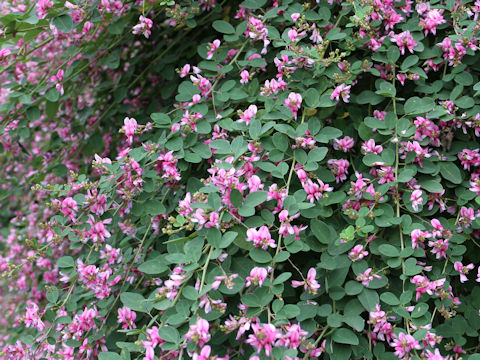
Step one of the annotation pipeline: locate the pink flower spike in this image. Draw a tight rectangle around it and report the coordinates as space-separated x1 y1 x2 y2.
330 83 351 103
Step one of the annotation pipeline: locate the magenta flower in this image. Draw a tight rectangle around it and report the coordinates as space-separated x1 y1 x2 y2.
277 323 308 349
291 267 320 294
185 318 210 346
288 29 298 42
245 267 268 287
245 323 280 356
60 197 78 222
330 83 351 103
362 139 383 154
206 39 221 59
348 244 369 262
390 31 417 55
240 70 250 84
193 345 211 360
283 92 302 119
117 306 136 330
390 332 421 359
291 13 301 22
246 226 276 250
410 190 423 211
238 104 258 125
356 268 381 287
122 117 138 145
333 136 354 152
454 261 474 283
420 9 446 36
132 16 153 38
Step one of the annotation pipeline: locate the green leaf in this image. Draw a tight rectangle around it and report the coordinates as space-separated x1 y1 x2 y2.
273 133 288 152
419 179 443 193
151 113 171 125
455 71 473 86
403 97 435 115
404 258 422 276
277 304 300 318
52 14 74 33
158 326 180 344
358 288 379 312
45 87 60 102
241 0 267 9
439 162 462 184
138 258 168 274
243 191 268 208
455 96 475 108
230 189 243 208
120 292 150 313
333 328 359 345
304 88 319 108
401 55 419 70
273 272 292 285
307 147 328 162
380 292 400 305
311 219 336 244
57 256 74 268
249 248 272 263
378 244 400 257
411 302 428 318
212 20 235 34
99 352 122 360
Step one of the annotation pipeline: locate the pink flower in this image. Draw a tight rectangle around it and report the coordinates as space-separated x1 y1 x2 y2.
24 302 45 331
193 346 211 360
356 268 381 287
122 117 138 145
454 261 474 283
428 239 449 259
302 179 333 203
390 332 421 359
362 139 383 154
390 31 417 55
206 39 221 60
0 48 11 59
333 136 355 152
82 21 93 35
410 190 423 211
132 16 153 38
245 267 268 287
180 64 191 78
240 70 250 84
245 323 280 356
420 9 446 36
291 267 320 294
291 13 301 22
277 323 308 349
348 245 368 261
117 306 136 330
86 215 112 243
288 29 298 42
330 83 351 103
238 105 258 125
411 229 431 249
246 226 276 250
283 92 302 119
36 0 53 19
185 318 210 346
425 349 447 360
328 159 349 183
61 197 78 222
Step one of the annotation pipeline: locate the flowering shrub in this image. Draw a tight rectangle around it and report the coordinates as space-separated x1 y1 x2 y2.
1 0 480 359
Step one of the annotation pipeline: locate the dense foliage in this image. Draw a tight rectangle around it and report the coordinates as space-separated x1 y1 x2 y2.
1 0 480 359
